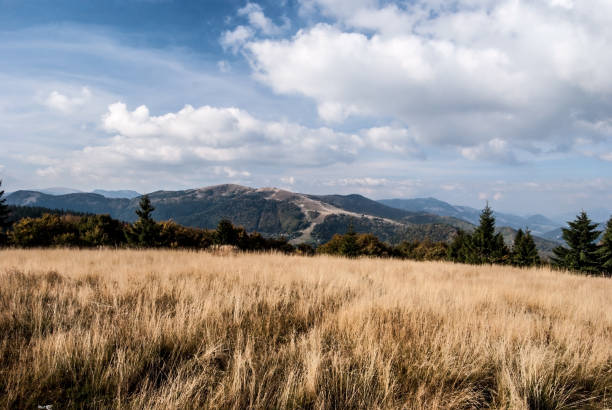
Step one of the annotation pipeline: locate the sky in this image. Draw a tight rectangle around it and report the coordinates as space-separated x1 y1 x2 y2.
1 0 612 215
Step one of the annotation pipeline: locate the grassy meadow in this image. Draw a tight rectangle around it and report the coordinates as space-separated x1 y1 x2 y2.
0 249 610 409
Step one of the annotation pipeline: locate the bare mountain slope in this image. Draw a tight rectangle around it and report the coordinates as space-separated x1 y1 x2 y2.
7 184 469 244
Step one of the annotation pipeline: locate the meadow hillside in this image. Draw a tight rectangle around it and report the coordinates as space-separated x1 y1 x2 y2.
0 250 610 409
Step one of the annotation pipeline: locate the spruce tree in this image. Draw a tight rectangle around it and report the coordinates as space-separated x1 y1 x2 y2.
215 219 239 246
0 180 9 231
596 216 612 276
0 180 10 246
512 228 540 267
128 195 159 247
471 204 508 264
447 229 473 263
552 211 601 274
340 223 360 258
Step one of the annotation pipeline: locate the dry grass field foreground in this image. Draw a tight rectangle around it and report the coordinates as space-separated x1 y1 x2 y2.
0 250 610 409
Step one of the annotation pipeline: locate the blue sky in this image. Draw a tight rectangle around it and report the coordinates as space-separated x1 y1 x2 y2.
1 0 612 215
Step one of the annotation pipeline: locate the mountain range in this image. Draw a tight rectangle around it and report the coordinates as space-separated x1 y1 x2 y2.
379 198 562 236
6 184 561 253
30 188 142 199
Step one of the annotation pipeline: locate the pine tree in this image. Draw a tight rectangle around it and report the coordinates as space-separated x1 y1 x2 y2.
340 223 360 258
512 228 540 267
552 211 601 274
0 180 9 231
447 229 473 263
0 180 10 246
215 219 239 246
127 195 160 247
596 216 612 276
471 204 508 264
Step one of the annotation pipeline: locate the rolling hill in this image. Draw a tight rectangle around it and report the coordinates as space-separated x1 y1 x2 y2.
380 197 562 236
6 185 561 253
6 185 470 245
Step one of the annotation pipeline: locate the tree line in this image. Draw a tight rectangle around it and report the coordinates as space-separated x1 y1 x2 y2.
0 181 610 276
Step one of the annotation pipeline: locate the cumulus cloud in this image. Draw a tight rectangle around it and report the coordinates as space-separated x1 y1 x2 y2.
239 0 612 154
43 87 92 113
32 102 425 183
460 138 518 164
99 102 364 166
238 3 288 36
221 3 288 52
213 166 251 178
324 177 389 187
601 153 612 162
280 176 295 185
220 26 254 52
217 60 231 73
362 126 423 156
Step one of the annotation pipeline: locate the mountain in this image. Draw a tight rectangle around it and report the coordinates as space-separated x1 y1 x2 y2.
37 187 83 195
6 185 563 255
541 222 607 244
554 209 612 225
91 189 141 199
7 184 470 245
380 197 561 236
7 191 130 215
496 227 558 257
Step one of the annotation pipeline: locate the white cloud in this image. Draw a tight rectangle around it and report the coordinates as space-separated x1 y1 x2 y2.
549 0 574 10
35 166 59 177
32 102 425 183
221 2 288 53
238 3 288 36
217 60 231 73
99 102 363 166
43 87 91 113
440 183 462 191
324 177 389 187
281 176 295 185
361 126 422 156
460 138 517 164
221 26 254 52
601 153 612 162
213 166 251 178
241 0 612 154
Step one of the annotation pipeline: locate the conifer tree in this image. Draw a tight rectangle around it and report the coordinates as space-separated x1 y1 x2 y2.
215 219 239 246
447 229 473 263
512 228 540 267
471 204 508 264
0 180 11 246
0 180 9 232
596 216 612 276
552 211 601 274
340 223 359 258
128 195 160 247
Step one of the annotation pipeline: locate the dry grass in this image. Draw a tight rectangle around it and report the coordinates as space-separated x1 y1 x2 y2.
0 249 610 409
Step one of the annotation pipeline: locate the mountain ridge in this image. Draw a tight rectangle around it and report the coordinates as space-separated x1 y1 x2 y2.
380 197 562 236
7 184 468 245
5 184 559 253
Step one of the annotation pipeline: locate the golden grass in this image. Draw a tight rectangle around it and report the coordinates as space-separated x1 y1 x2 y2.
0 249 610 409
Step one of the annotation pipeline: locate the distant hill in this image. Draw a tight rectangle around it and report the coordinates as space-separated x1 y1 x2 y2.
541 223 606 244
380 197 561 236
554 208 612 225
496 227 558 259
6 205 93 224
37 187 83 195
6 185 564 255
7 191 130 216
7 184 471 245
92 189 141 199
